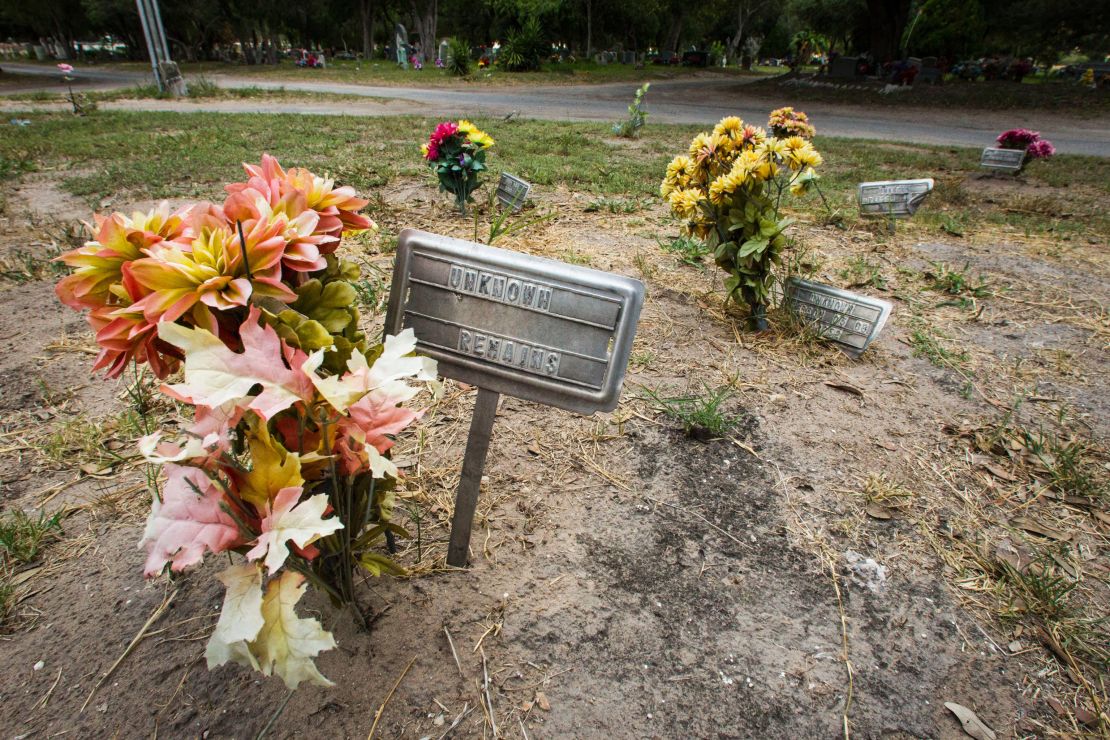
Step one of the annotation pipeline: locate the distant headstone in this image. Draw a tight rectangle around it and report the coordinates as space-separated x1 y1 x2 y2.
395 24 409 68
857 178 934 218
438 39 449 63
979 147 1025 174
496 172 531 211
622 51 636 65
785 278 892 358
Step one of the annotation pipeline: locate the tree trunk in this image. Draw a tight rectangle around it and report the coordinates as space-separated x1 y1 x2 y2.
361 0 373 59
409 0 437 64
663 12 684 54
866 0 911 60
585 0 593 58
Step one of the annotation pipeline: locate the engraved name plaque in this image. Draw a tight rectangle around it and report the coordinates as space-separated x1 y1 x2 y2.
785 278 893 358
857 178 934 218
385 229 645 414
496 172 532 212
979 147 1025 174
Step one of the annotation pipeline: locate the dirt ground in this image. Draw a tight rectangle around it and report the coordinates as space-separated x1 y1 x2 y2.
0 168 1106 739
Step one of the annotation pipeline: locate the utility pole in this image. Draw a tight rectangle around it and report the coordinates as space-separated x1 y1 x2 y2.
135 0 187 96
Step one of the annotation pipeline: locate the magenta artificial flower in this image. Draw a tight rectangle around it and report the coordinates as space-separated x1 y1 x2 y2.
1026 139 1056 159
57 63 74 74
996 128 1040 149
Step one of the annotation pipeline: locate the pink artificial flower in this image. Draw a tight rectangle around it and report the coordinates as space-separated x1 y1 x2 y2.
1026 139 1055 159
57 63 74 74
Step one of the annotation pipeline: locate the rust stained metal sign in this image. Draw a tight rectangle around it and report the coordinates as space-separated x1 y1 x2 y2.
857 178 934 218
385 229 645 414
496 172 532 211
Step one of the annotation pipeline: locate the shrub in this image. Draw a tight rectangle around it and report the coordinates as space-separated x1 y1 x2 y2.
499 18 547 72
612 83 650 138
446 37 471 76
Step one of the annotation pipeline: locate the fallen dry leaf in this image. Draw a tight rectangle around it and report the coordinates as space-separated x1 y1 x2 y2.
865 503 895 520
1010 517 1072 541
944 702 997 740
534 690 551 712
824 381 864 398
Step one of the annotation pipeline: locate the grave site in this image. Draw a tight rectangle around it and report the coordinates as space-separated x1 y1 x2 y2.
0 110 1106 740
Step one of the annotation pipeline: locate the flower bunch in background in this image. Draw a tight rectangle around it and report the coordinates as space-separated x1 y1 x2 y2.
422 119 495 214
660 113 823 330
997 128 1055 161
767 107 816 139
55 155 439 689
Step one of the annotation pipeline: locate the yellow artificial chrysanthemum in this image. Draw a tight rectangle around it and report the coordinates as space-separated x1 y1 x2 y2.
760 138 788 161
708 175 733 205
667 155 694 182
421 143 430 158
790 167 818 195
688 133 712 159
668 188 703 220
467 130 495 149
781 136 809 153
713 116 746 144
457 119 477 135
732 149 763 177
789 144 823 170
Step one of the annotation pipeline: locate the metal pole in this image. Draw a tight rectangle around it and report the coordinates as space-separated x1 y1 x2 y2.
148 0 171 63
135 0 162 91
446 388 499 567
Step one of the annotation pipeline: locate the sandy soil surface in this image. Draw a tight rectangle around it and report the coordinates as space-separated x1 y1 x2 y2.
0 167 1106 738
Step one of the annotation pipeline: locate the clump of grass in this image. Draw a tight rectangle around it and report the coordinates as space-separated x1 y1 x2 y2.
923 261 991 307
0 510 62 565
1021 429 1106 500
41 415 106 465
838 256 886 289
861 473 914 508
659 235 710 268
644 386 739 440
352 276 384 312
585 197 648 214
0 242 68 283
187 75 220 98
907 320 969 369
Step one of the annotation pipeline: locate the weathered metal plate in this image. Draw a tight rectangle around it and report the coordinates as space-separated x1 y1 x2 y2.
979 147 1025 173
857 178 934 218
785 278 893 358
385 229 644 414
496 172 532 212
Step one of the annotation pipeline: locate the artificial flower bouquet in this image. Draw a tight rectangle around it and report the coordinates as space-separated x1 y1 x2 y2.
55 155 438 688
660 111 823 330
997 128 1055 162
422 119 495 214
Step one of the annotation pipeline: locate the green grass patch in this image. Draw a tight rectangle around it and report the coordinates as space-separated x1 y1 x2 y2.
0 509 62 565
644 386 740 440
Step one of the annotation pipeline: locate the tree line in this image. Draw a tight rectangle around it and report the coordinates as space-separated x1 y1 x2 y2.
2 0 1105 68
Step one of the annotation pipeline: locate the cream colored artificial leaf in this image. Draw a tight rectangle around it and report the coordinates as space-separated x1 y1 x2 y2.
246 489 343 574
158 306 313 420
251 570 337 689
302 328 437 412
206 563 265 670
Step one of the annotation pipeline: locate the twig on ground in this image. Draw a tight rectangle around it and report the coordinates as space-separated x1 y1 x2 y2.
367 655 417 739
81 588 177 711
256 690 295 740
33 667 63 711
444 626 464 678
480 647 498 738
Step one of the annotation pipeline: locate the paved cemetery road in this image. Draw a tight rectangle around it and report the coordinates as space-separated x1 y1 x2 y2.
4 62 1109 156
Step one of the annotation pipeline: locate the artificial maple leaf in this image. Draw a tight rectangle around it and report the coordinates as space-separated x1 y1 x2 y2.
158 306 314 419
246 488 342 574
302 328 437 413
251 570 337 689
234 418 305 509
140 464 242 576
206 563 265 671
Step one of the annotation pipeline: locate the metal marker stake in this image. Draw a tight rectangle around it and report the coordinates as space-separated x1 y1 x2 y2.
446 387 500 567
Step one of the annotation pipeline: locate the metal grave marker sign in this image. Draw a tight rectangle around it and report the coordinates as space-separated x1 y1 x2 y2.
496 172 532 212
386 229 644 565
857 178 934 219
979 147 1025 174
785 278 892 358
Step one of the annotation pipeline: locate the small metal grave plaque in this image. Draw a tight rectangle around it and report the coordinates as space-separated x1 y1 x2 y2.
386 229 644 565
496 172 532 211
785 278 892 358
979 147 1025 174
857 178 934 218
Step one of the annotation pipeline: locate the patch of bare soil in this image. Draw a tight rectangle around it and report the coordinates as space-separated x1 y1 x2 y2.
0 173 1106 739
